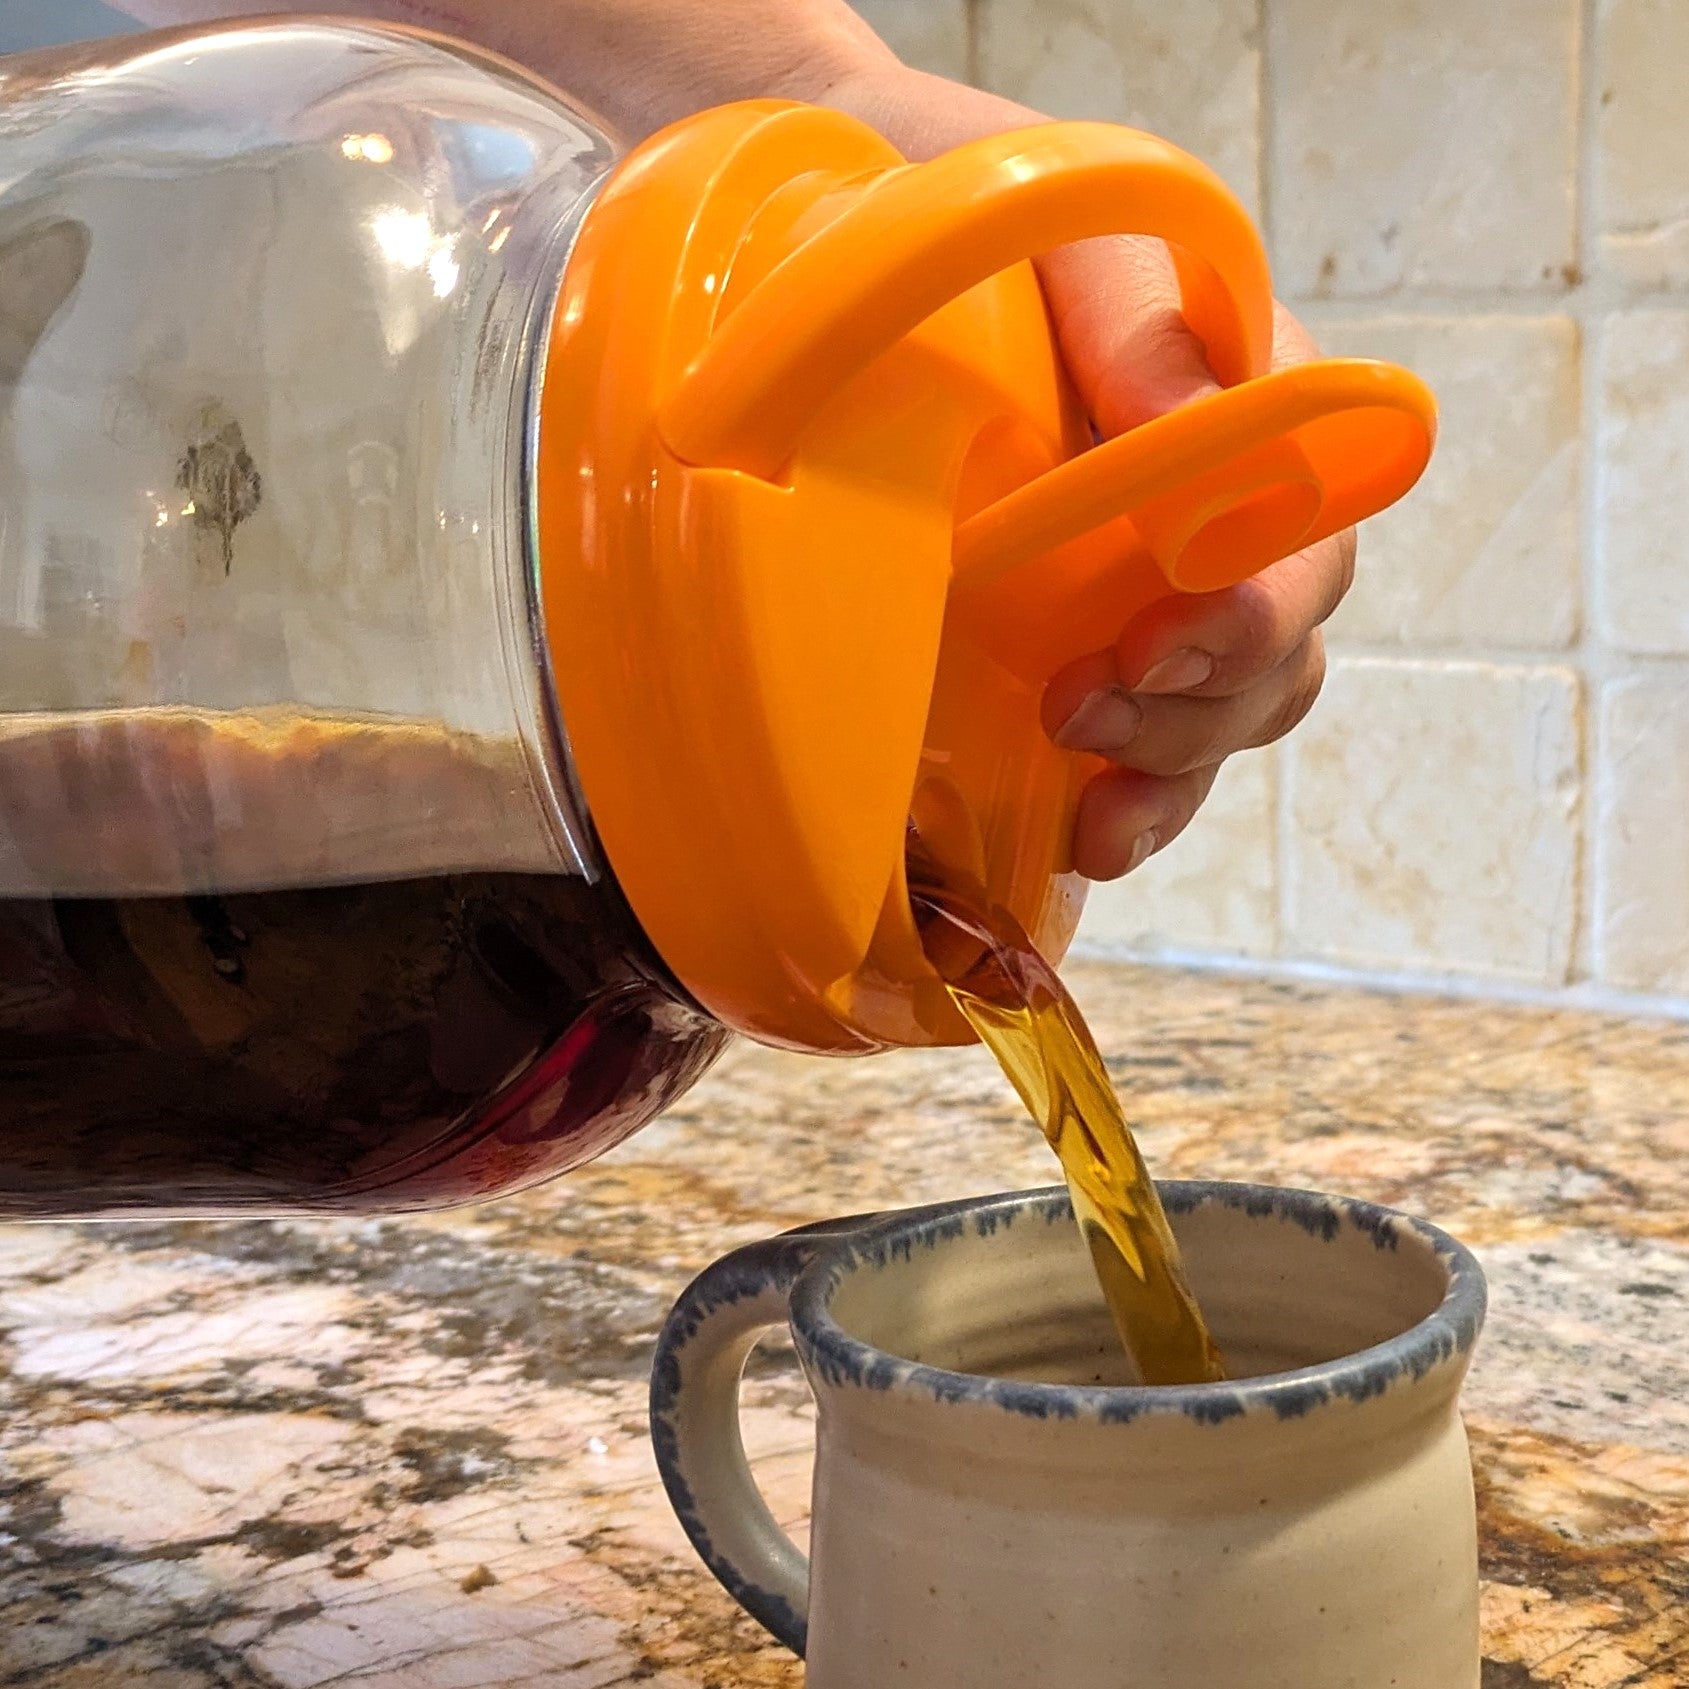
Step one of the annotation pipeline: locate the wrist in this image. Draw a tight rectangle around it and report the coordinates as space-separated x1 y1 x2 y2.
116 2 897 142
409 1 896 141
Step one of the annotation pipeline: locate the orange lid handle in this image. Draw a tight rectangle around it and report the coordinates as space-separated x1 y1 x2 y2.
658 121 1275 480
948 356 1436 680
955 358 1434 587
541 103 1438 1055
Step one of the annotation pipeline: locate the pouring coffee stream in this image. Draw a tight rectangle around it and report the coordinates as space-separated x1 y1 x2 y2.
909 847 1226 1385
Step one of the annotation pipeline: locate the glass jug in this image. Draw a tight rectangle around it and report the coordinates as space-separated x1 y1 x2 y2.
0 19 1435 1218
0 19 728 1216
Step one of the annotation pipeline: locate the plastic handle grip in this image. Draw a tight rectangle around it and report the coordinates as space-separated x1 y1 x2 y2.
658 122 1275 480
953 358 1439 591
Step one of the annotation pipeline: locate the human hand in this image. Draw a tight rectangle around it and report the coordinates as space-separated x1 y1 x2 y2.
831 67 1352 885
1031 284 1350 883
119 0 1354 883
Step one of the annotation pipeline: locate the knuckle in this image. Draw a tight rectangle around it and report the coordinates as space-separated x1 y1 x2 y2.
1259 641 1326 745
1160 701 1236 775
1216 582 1292 681
1193 713 1238 770
1304 529 1357 629
1156 766 1222 849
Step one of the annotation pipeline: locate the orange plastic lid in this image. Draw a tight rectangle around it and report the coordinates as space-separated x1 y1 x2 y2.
536 103 1435 1053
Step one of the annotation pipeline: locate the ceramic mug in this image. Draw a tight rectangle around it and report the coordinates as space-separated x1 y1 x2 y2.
650 1181 1487 1688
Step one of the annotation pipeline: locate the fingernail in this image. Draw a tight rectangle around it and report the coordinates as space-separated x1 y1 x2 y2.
1125 829 1159 873
1134 648 1214 695
1054 687 1142 752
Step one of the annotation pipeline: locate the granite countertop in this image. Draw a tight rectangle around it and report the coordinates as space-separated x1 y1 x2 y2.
0 963 1685 1686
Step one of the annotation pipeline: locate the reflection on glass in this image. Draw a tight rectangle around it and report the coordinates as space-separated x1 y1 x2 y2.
371 206 434 268
341 132 394 164
427 241 460 298
0 217 89 385
0 19 617 891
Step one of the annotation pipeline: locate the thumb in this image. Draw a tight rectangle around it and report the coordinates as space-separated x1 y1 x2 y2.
819 64 1223 436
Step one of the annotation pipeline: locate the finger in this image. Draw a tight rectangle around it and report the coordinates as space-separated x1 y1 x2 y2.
1035 237 1220 433
1271 297 1324 368
1056 637 1327 776
1112 527 1356 698
1040 529 1352 733
1071 764 1219 882
1041 648 1120 744
1039 249 1328 438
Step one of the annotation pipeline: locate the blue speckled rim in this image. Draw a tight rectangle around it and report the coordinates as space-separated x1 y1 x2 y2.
788 1181 1487 1426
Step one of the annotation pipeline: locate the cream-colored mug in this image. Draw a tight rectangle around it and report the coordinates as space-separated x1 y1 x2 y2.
650 1181 1487 1687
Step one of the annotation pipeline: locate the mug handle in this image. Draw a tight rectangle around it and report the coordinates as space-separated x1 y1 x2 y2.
648 1216 875 1657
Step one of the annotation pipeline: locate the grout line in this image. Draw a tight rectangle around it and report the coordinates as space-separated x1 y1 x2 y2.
1260 0 1288 958
1570 0 1603 983
1067 942 1689 1026
1256 0 1274 256
1319 643 1597 670
1288 288 1689 323
963 0 980 87
1573 0 1596 272
1321 648 1689 682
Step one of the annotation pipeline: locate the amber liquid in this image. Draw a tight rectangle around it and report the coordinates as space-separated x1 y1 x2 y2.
0 714 729 1216
912 871 1225 1386
0 871 728 1218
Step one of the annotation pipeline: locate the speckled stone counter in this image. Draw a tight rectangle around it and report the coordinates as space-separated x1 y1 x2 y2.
0 964 1684 1686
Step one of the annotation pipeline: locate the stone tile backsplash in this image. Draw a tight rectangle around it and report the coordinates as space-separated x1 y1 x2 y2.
976 0 1262 216
1318 314 1582 652
850 0 972 84
1265 0 1581 298
861 0 1689 1010
1597 673 1689 994
1286 659 1583 984
8 3 1686 1010
1597 310 1689 655
1084 747 1280 961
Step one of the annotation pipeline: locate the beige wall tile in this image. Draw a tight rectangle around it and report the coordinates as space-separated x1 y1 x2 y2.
976 0 1260 216
1078 748 1278 957
1597 0 1689 289
1596 674 1689 993
849 0 971 82
1319 315 1580 650
1597 311 1689 655
1269 0 1578 297
1286 659 1582 982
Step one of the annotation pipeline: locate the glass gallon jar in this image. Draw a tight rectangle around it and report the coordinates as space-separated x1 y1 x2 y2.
0 19 1434 1216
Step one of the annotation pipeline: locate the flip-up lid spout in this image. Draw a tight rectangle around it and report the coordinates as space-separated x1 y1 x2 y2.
537 102 1435 1053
